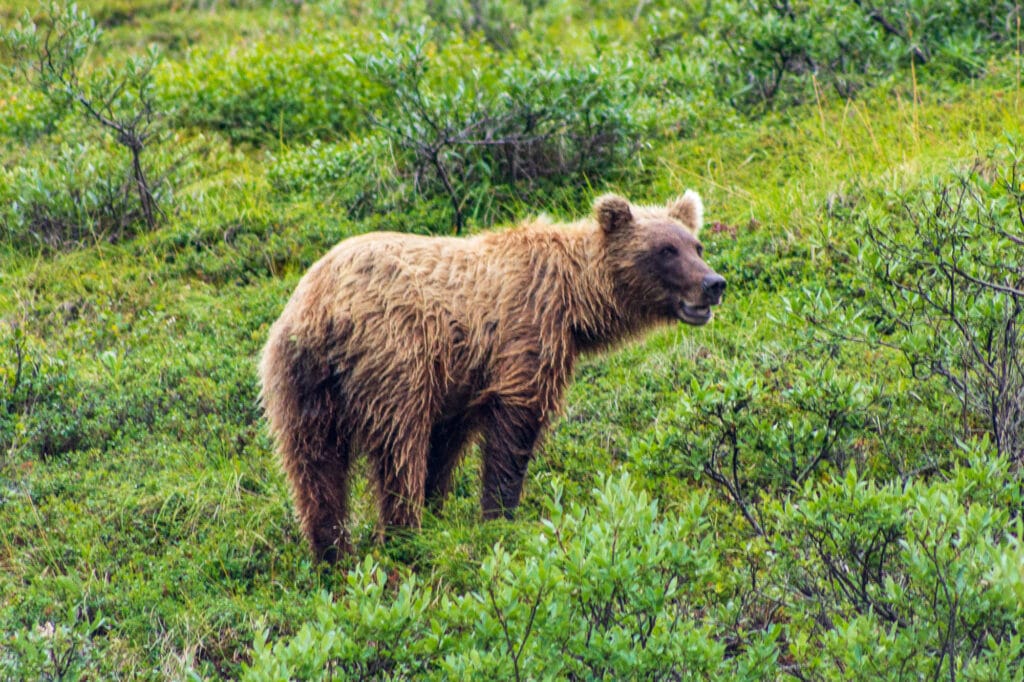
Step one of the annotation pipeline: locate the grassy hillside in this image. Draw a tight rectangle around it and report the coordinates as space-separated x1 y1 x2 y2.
2 1 1023 679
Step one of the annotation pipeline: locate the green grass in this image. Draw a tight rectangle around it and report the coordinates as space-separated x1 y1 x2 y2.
2 1 1024 679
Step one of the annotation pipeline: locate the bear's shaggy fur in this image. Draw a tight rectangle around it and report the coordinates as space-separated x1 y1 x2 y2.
259 192 725 561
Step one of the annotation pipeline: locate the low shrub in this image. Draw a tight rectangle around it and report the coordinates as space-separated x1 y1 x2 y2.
629 353 879 535
712 1 886 110
266 135 409 218
0 603 109 681
0 85 62 141
243 474 779 680
2 2 176 247
773 446 1024 678
634 50 736 139
0 140 157 250
0 324 94 460
708 0 1021 112
359 31 643 230
793 146 1024 464
419 0 534 51
157 33 384 144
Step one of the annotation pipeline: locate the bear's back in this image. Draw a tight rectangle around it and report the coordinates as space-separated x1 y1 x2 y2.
327 232 490 289
275 225 587 369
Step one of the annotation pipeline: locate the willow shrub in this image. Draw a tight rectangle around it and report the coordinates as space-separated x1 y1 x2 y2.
243 474 779 681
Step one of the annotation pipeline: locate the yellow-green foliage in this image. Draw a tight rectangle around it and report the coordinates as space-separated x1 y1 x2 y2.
156 32 385 143
2 1 1023 679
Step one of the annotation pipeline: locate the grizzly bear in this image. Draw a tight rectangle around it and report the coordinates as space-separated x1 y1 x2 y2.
259 192 725 561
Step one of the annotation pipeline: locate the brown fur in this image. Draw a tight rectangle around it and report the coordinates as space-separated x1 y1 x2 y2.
258 192 724 561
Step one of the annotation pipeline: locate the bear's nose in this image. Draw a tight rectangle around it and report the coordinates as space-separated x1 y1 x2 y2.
702 274 726 301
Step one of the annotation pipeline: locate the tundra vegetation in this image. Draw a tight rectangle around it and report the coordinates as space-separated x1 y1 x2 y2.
1 1 1023 679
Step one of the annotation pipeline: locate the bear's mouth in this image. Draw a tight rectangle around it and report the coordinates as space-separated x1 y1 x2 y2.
678 303 713 326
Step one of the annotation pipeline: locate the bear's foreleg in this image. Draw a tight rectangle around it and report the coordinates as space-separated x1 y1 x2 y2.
480 402 545 519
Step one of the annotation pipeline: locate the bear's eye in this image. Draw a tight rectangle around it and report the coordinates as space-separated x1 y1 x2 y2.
660 245 678 257
696 243 704 257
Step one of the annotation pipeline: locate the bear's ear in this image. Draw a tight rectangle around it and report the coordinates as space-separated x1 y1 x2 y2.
595 194 633 234
668 190 704 236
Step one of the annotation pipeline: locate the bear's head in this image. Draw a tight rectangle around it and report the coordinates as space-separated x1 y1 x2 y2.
595 192 725 326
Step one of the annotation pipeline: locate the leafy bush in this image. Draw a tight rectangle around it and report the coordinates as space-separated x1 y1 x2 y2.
358 31 643 230
633 51 736 139
630 355 878 535
250 29 645 229
795 147 1024 464
712 1 884 109
4 2 171 233
0 323 95 460
244 475 779 680
419 0 535 51
0 2 181 250
0 140 157 250
862 162 1024 462
0 603 109 680
267 135 409 218
709 0 1021 111
772 446 1024 678
0 85 61 141
850 0 1021 65
158 34 383 144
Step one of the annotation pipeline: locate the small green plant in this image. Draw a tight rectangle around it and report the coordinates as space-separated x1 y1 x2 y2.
359 30 642 231
710 0 1021 111
422 0 534 51
2 2 171 245
266 136 408 218
244 475 779 680
632 356 875 535
772 446 1024 679
710 1 884 110
858 157 1024 463
795 147 1024 464
246 561 442 679
0 140 146 249
158 34 383 144
0 323 85 460
0 603 108 680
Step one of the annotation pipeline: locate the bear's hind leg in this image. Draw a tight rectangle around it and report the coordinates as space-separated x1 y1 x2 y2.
273 381 353 562
282 429 354 563
263 324 355 562
371 426 431 543
425 416 475 511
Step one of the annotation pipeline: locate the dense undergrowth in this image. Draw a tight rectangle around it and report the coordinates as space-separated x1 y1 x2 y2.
2 0 1023 679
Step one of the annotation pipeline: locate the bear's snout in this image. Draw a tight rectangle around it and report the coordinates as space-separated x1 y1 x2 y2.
701 273 726 304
